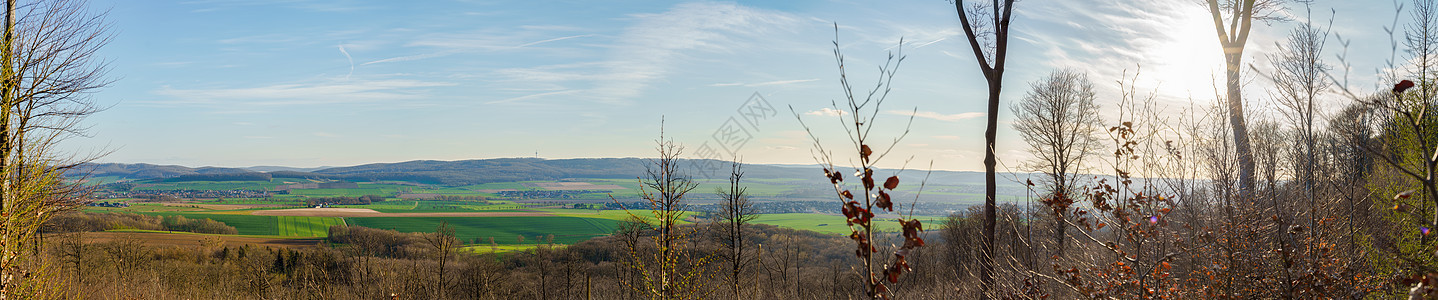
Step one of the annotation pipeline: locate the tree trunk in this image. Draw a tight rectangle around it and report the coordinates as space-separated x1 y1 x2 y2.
1225 52 1255 201
981 76 1000 300
0 0 15 296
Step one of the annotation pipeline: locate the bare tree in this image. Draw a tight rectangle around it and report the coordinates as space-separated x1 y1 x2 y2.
0 0 111 297
951 1 1015 297
1204 0 1286 203
612 121 709 300
715 160 756 300
424 221 459 299
1256 5 1331 295
1010 69 1102 256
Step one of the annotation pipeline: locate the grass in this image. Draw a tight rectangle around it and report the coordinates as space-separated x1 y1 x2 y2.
346 216 620 245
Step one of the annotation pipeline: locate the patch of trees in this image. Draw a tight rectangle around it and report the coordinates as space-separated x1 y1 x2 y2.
496 189 608 199
326 225 436 260
268 170 334 180
163 172 272 182
44 212 237 235
304 195 382 206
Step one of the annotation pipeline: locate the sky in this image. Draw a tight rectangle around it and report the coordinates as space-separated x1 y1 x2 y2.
65 0 1401 171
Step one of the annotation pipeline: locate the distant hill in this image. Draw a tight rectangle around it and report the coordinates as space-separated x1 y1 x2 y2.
75 163 255 180
304 158 834 185
243 166 333 172
72 158 1016 189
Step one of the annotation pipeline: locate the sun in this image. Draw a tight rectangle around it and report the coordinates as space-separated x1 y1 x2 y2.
1144 8 1228 100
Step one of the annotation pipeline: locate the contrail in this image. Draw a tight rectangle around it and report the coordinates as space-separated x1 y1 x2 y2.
515 34 592 48
338 44 354 80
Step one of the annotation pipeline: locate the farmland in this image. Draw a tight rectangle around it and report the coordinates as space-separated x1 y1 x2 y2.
77 174 990 251
276 216 344 237
348 216 620 244
750 213 946 235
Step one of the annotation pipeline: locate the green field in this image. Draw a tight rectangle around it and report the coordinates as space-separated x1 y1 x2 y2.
91 176 980 244
347 216 620 244
135 212 280 236
752 213 944 235
132 212 345 238
339 200 527 213
277 216 344 237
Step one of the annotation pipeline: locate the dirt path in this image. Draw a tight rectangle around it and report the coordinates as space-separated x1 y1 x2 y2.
251 207 553 217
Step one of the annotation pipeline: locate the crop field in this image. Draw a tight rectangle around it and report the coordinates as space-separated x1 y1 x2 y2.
539 208 698 223
89 176 973 246
277 216 344 237
340 200 528 213
136 212 281 236
751 213 944 235
347 216 620 244
585 178 800 197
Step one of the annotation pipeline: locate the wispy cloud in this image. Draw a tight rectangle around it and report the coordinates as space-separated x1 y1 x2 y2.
405 32 592 51
805 108 848 117
887 110 984 121
361 51 461 66
708 78 819 87
150 79 453 108
594 2 801 104
485 90 581 105
182 0 376 12
217 33 303 45
368 34 594 66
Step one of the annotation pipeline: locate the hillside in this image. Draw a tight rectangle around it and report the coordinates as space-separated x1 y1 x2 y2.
72 158 1028 197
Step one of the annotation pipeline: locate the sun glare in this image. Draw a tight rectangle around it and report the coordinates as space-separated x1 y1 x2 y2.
1145 9 1227 99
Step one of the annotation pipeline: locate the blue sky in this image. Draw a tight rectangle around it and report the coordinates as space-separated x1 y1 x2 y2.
69 0 1398 171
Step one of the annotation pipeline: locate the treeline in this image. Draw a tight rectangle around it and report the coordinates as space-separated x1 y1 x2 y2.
304 195 384 206
44 212 237 235
164 172 272 182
